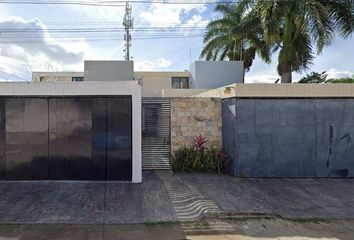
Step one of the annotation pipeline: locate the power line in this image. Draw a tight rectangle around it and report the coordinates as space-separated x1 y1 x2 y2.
0 24 207 42
0 0 124 6
0 70 29 81
18 21 208 28
0 35 204 43
0 0 240 5
27 21 205 25
0 31 206 39
0 32 206 37
102 0 239 4
0 0 342 4
0 27 207 32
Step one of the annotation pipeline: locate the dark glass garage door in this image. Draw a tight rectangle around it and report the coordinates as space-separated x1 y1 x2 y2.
49 98 94 180
106 97 132 181
5 98 49 180
0 96 132 181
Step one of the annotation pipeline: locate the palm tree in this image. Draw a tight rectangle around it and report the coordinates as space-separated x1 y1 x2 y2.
255 0 354 83
200 1 271 75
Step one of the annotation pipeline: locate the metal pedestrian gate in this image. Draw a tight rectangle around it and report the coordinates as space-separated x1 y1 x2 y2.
142 98 171 170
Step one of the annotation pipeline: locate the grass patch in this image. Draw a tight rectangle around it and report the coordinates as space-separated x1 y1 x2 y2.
290 218 327 224
193 220 210 229
144 219 210 229
143 221 179 227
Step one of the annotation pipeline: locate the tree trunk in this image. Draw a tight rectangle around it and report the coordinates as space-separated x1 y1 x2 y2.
280 13 293 84
242 67 245 83
281 71 292 83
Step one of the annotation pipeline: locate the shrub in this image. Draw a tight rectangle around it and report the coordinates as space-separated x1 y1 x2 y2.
298 71 328 83
170 135 230 174
298 71 354 84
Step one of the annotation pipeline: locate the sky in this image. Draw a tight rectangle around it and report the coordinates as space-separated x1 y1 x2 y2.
0 0 353 83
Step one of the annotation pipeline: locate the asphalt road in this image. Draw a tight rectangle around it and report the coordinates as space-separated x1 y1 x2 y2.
0 218 353 240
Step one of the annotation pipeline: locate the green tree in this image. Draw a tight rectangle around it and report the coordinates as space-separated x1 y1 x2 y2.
298 71 328 83
200 1 271 75
255 0 354 83
298 72 354 83
327 76 354 83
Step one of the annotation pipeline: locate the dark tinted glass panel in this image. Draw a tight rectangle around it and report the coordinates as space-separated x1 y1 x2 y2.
5 98 49 180
92 98 106 180
0 98 5 178
49 98 93 180
171 77 180 89
180 77 189 89
172 77 189 89
72 77 84 82
106 97 132 181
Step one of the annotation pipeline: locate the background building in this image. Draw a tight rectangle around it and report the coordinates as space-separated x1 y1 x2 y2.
32 60 244 97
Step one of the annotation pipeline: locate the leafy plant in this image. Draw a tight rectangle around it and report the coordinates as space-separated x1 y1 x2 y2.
194 134 207 152
298 72 354 84
170 135 230 174
327 77 354 83
200 1 271 74
202 0 354 83
298 71 328 83
254 0 353 83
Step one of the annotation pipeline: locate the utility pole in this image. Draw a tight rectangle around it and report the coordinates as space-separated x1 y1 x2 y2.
123 2 133 61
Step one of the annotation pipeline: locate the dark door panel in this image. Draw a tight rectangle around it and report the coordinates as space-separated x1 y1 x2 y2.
5 98 49 180
106 97 132 181
49 98 94 180
92 98 107 180
0 98 5 178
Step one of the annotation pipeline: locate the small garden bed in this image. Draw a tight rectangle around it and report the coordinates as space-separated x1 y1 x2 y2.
170 135 230 174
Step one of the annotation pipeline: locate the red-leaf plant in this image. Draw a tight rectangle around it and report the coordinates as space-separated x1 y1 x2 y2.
194 134 207 152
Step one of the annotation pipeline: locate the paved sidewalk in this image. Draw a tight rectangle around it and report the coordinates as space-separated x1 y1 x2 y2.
0 171 354 224
0 171 177 224
182 174 354 219
157 171 221 221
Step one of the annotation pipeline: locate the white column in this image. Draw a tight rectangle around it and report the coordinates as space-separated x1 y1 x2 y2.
131 83 142 183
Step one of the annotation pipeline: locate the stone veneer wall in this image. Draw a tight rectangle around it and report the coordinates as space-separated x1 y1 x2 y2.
171 97 222 151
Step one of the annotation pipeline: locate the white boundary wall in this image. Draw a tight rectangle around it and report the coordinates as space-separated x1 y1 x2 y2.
163 83 354 99
0 81 142 183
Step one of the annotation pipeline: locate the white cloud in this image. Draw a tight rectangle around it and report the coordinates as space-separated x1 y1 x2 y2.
135 60 155 71
0 55 31 81
326 68 353 79
135 57 173 71
0 17 84 65
182 14 209 27
245 68 354 83
157 57 172 69
0 17 89 80
245 74 279 83
140 3 207 27
180 14 209 36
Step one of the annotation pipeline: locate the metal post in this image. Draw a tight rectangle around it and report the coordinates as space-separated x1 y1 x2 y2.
123 2 133 61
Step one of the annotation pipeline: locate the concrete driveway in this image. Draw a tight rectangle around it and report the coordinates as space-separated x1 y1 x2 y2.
0 171 354 224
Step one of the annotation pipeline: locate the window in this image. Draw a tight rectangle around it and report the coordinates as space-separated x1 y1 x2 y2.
172 77 189 89
72 77 84 82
